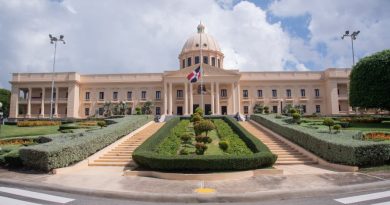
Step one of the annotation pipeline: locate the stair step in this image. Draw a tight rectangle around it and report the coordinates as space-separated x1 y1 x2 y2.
94 159 133 162
276 161 316 165
89 162 136 166
99 156 132 159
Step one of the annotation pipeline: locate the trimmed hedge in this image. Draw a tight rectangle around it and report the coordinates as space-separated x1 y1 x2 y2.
17 121 61 127
251 114 390 166
132 116 276 171
19 115 153 171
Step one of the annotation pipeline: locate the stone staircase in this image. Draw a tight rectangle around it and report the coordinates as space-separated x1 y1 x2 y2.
88 122 164 167
239 121 316 165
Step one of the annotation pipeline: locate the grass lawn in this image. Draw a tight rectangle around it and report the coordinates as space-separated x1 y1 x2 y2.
0 125 61 139
204 130 225 155
345 122 390 132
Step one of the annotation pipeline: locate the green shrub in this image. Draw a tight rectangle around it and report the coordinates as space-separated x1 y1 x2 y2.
219 141 229 151
191 113 202 123
292 113 301 123
195 143 208 155
195 107 204 117
132 116 277 171
179 149 189 155
323 118 335 133
275 114 282 119
264 106 270 114
19 116 153 171
3 150 23 167
17 121 61 127
251 114 390 166
333 124 341 133
194 120 215 137
253 104 264 114
97 121 106 128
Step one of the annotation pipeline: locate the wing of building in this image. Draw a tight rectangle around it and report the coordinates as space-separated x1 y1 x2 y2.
9 23 351 119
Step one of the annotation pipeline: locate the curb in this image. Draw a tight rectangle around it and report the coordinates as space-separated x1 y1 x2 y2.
0 178 389 203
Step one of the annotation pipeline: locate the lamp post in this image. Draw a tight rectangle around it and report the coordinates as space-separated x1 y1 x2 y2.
341 30 360 67
0 102 3 134
49 34 65 119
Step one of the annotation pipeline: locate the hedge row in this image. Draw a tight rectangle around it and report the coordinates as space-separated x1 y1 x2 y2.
17 121 61 127
251 114 390 166
132 116 276 171
19 115 153 171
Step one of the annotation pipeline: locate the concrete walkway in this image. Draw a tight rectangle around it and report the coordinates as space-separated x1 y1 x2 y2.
239 121 316 165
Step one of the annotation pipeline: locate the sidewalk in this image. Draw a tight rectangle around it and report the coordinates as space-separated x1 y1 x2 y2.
0 165 389 203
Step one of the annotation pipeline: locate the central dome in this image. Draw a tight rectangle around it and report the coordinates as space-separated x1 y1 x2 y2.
181 23 222 53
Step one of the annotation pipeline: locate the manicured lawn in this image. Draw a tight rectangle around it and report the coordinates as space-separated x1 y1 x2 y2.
345 122 390 132
0 125 61 139
204 130 225 155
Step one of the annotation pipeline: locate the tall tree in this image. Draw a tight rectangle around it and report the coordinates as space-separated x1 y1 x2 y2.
0 89 11 118
349 49 390 111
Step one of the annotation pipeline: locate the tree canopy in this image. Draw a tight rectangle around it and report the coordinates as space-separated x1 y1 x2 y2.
349 49 390 110
0 88 11 118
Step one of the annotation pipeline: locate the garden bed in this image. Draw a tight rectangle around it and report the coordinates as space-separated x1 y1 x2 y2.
132 116 276 171
251 114 390 167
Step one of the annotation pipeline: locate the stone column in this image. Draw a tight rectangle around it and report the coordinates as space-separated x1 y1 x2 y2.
164 82 168 115
168 82 173 115
211 82 214 115
184 82 188 115
216 82 220 115
54 87 59 117
40 87 45 117
189 83 193 114
231 83 236 114
27 87 31 118
237 82 241 114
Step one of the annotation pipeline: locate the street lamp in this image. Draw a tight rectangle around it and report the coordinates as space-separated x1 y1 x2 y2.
341 30 360 67
0 102 3 134
49 34 65 119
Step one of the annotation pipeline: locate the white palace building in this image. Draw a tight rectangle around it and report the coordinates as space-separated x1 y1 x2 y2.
9 23 351 119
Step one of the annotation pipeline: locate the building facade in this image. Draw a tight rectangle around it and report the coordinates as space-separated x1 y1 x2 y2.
9 24 351 119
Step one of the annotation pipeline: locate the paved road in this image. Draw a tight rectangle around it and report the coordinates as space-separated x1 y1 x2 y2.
0 183 389 205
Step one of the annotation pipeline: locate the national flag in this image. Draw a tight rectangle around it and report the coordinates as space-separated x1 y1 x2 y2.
187 66 201 83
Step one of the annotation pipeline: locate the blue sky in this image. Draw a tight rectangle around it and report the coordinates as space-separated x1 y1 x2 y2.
0 0 389 89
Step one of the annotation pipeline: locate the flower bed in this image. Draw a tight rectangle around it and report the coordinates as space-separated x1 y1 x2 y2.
17 121 61 127
132 116 276 171
362 132 390 141
251 114 390 166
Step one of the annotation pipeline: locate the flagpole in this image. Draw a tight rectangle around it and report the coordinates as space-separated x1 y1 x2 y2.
200 23 204 112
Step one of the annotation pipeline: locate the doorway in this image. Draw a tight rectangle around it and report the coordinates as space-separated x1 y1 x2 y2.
177 106 183 115
221 106 227 115
205 104 211 115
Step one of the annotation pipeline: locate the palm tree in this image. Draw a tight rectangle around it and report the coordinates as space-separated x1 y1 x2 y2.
142 101 154 114
118 101 127 115
103 101 112 117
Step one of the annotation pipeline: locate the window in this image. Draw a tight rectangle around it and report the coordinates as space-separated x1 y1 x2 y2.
272 106 278 113
302 105 307 113
113 91 118 100
155 91 161 99
272 89 277 98
99 92 104 100
300 89 306 97
85 108 90 116
244 106 249 114
243 90 249 98
65 92 68 98
203 56 208 64
195 56 200 64
85 92 90 100
220 89 227 97
141 91 146 100
315 89 320 97
218 59 221 68
316 105 321 113
286 89 291 98
187 57 192 67
127 91 132 100
197 85 206 94
211 57 216 66
98 107 104 115
156 107 161 115
177 90 183 98
182 59 185 68
257 90 263 98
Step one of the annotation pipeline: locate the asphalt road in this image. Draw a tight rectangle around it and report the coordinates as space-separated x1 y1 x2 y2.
0 182 389 205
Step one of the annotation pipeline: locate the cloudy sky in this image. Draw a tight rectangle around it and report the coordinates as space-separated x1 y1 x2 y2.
1 0 389 89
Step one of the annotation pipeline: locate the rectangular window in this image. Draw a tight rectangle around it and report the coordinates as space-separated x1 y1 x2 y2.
301 89 306 97
85 108 90 116
156 91 161 99
272 89 277 98
244 106 249 114
156 107 161 115
141 91 146 100
195 56 200 64
272 106 278 113
85 92 90 100
302 105 307 113
316 105 321 113
211 57 216 66
221 89 227 97
98 107 104 115
315 89 320 97
127 91 132 100
218 59 221 68
243 90 248 98
99 92 104 100
203 56 208 64
257 90 263 98
187 57 192 67
113 91 118 100
286 89 291 98
177 90 183 98
182 59 185 68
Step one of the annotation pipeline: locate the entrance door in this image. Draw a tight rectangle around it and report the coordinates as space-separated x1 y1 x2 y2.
205 104 211 115
221 106 227 115
193 104 199 113
177 106 183 115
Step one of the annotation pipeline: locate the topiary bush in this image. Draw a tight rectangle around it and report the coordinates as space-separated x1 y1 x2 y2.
292 113 301 123
323 118 335 133
333 124 341 133
219 141 229 151
194 120 215 137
